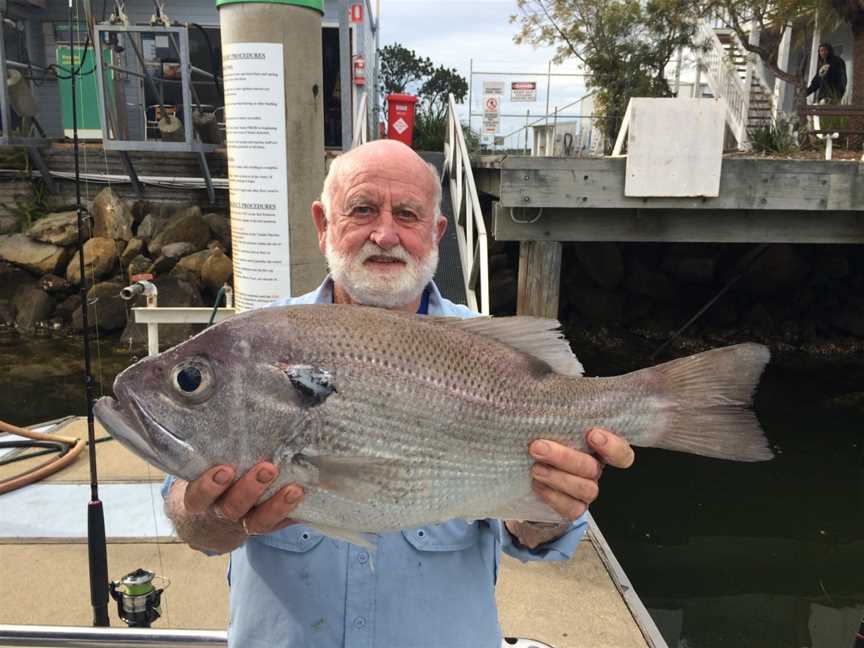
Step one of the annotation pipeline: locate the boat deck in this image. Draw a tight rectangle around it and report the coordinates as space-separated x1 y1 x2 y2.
0 418 659 647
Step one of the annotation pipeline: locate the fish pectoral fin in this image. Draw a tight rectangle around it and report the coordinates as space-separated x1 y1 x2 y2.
300 454 414 504
305 522 378 551
488 493 568 524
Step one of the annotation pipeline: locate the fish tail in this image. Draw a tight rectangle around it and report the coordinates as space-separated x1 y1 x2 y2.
638 343 773 462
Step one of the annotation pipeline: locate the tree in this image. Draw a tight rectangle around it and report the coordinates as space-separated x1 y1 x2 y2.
377 44 469 150
512 0 706 149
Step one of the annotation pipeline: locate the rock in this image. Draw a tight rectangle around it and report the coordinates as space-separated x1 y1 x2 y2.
40 273 74 295
0 233 71 275
54 294 81 323
203 212 231 252
130 200 150 228
161 241 197 259
0 261 35 302
127 255 152 278
149 207 209 256
0 215 19 234
120 275 205 351
27 211 88 246
12 286 55 331
571 243 624 290
625 260 676 302
0 302 14 326
147 254 179 276
201 249 233 292
72 280 128 332
136 213 170 243
91 187 133 241
66 237 117 285
176 249 212 277
120 238 145 269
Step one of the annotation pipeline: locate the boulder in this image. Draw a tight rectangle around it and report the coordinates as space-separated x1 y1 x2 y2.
72 280 128 332
149 207 209 256
147 254 180 276
175 249 212 277
571 243 624 290
54 294 81 323
136 213 170 243
66 237 117 285
91 187 133 241
121 275 205 351
119 238 145 269
40 273 74 295
13 286 55 331
0 233 70 275
161 241 197 259
0 215 19 235
27 211 88 246
127 254 152 278
0 261 35 302
203 212 231 252
201 249 233 292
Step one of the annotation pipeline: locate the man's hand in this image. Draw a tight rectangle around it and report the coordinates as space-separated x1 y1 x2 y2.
506 428 634 549
166 462 305 554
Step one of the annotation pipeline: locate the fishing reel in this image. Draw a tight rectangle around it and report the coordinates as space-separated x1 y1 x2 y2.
109 568 169 628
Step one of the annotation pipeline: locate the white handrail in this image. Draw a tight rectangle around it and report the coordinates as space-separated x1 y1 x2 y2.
697 21 750 148
351 93 369 149
443 93 489 316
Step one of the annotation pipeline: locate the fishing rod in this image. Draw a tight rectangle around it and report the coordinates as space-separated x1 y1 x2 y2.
69 0 110 627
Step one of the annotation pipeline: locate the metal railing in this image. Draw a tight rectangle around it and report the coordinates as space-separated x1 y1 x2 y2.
351 92 369 149
696 21 750 148
0 625 227 647
443 93 489 315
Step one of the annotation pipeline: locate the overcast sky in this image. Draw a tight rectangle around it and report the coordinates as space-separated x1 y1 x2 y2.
377 0 589 144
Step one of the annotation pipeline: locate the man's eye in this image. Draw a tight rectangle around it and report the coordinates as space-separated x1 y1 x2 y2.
396 210 418 221
351 206 375 217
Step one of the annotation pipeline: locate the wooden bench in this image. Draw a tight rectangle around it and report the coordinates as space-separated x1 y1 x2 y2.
799 104 864 160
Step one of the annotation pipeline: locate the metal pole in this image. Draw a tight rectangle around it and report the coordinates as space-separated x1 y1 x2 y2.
339 0 352 151
467 57 473 135
524 109 529 155
544 59 551 129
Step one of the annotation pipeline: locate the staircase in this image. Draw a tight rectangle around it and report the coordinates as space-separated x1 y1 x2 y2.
696 20 776 148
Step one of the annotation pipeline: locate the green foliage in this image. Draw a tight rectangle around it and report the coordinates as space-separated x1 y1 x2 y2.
378 43 469 151
2 179 54 232
512 0 704 151
749 116 799 155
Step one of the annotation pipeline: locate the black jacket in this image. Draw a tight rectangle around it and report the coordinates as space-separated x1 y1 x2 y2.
807 44 848 102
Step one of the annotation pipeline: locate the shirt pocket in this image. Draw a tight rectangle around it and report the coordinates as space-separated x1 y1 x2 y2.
401 520 481 552
252 524 326 552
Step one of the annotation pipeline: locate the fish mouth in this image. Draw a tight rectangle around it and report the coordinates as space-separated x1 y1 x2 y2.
94 393 203 480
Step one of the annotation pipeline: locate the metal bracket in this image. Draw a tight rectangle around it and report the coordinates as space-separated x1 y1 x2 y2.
197 151 215 205
118 151 143 198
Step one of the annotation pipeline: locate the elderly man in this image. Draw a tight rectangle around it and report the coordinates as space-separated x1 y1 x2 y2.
164 139 634 647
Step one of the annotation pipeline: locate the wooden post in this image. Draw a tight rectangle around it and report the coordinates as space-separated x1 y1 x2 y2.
517 240 562 318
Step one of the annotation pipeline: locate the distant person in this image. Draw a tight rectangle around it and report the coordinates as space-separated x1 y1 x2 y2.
807 43 847 104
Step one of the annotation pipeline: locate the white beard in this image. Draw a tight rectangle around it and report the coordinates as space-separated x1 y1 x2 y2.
325 236 439 309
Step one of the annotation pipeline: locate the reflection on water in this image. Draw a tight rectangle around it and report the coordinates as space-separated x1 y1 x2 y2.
1 327 862 647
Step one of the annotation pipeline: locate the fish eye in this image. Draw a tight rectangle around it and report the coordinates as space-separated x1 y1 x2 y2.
169 358 213 402
176 367 202 392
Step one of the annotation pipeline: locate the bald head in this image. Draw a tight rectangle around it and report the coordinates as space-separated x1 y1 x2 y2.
320 140 442 223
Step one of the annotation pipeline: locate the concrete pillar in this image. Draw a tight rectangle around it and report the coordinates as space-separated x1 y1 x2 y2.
218 0 326 305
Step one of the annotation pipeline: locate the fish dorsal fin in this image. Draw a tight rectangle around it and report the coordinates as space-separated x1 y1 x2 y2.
443 316 584 377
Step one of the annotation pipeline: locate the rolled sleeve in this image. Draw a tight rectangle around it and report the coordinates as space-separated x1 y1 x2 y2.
499 514 588 562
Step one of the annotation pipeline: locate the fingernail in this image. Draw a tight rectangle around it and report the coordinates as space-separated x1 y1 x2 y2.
590 429 607 446
284 486 302 502
213 469 231 485
257 468 276 484
531 441 550 458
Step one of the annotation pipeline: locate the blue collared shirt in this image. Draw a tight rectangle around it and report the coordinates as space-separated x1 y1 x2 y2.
164 278 587 647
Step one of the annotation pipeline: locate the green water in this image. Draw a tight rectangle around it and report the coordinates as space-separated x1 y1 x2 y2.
1 327 862 647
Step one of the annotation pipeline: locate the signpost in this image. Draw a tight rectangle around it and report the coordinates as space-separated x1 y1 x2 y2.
511 81 537 102
482 82 502 136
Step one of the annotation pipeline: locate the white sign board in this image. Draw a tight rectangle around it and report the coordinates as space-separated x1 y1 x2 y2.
511 81 537 102
483 115 500 134
624 98 725 198
482 80 504 96
223 43 291 311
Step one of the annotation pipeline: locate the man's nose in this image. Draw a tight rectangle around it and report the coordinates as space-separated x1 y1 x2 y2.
369 211 400 249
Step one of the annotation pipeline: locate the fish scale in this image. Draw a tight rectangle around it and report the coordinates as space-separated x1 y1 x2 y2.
95 304 774 539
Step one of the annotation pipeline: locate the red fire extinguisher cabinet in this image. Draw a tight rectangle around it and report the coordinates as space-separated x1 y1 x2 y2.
386 94 418 147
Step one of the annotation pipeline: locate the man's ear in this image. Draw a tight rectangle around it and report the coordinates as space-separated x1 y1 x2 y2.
435 215 448 244
312 202 328 254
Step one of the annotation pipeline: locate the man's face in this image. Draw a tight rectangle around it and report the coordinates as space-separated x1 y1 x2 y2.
819 46 828 60
313 144 447 309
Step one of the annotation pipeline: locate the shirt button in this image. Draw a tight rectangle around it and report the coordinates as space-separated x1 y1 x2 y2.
353 616 366 629
357 552 369 564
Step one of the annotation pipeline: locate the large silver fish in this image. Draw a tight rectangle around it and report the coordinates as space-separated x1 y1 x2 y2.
94 305 772 540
